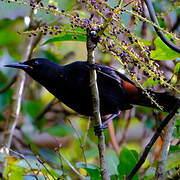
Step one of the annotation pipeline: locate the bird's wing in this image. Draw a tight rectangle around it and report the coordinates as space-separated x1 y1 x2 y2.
92 63 137 86
93 63 140 98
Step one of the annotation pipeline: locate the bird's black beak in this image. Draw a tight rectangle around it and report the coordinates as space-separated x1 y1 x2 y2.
4 62 31 70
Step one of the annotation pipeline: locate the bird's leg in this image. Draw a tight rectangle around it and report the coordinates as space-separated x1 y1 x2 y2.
102 112 121 127
94 112 120 136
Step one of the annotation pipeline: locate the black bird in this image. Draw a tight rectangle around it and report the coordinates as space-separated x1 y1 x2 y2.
4 58 179 122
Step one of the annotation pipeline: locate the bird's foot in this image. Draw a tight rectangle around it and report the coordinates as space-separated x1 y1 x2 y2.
94 124 107 136
102 113 121 126
94 113 121 136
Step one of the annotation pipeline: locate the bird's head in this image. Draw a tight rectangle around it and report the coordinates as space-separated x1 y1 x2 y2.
4 58 61 82
4 58 51 71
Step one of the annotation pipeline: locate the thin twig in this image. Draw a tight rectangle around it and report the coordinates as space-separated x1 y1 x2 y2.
2 20 42 175
57 151 85 179
108 121 120 155
5 69 26 149
86 29 110 180
155 117 176 180
67 119 87 164
119 110 133 147
35 155 56 180
4 34 41 149
34 162 48 180
126 101 180 180
28 144 58 180
54 146 66 180
83 117 91 146
7 147 38 177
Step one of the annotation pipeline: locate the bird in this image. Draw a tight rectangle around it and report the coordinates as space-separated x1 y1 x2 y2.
4 58 179 124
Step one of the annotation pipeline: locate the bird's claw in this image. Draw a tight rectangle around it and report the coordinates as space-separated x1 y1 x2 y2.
94 124 107 136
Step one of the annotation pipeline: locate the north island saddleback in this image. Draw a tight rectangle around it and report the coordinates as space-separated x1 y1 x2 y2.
4 58 179 128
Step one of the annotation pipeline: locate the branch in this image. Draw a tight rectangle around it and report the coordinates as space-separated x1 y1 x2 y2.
155 116 176 180
108 121 120 155
86 29 110 180
57 152 85 180
7 147 37 177
67 119 87 164
119 110 133 147
126 101 180 180
2 20 42 175
144 0 180 53
34 154 56 180
4 34 42 149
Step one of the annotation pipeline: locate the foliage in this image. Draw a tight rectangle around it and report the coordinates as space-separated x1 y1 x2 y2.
0 0 179 179
150 37 180 60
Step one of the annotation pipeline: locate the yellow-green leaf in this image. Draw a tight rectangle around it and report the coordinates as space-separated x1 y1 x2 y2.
150 37 180 60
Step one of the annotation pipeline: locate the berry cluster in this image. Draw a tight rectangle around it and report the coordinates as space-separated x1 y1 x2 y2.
28 25 63 37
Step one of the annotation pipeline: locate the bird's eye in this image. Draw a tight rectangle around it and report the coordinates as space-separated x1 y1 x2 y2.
32 60 39 66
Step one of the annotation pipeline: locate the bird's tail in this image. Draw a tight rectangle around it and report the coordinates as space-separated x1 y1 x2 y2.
135 89 180 113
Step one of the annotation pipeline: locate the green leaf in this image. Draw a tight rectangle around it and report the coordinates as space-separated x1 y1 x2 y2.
169 145 180 153
0 89 13 111
76 162 101 180
143 167 156 180
43 125 74 136
41 168 63 179
105 150 119 175
0 113 5 122
16 159 44 169
0 28 20 46
4 165 24 180
85 149 98 159
150 37 180 60
118 147 139 180
143 77 160 87
24 100 43 119
57 0 76 11
175 118 180 126
42 50 61 63
165 152 180 170
39 148 61 167
43 33 87 45
139 39 152 46
110 174 119 180
174 62 180 73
